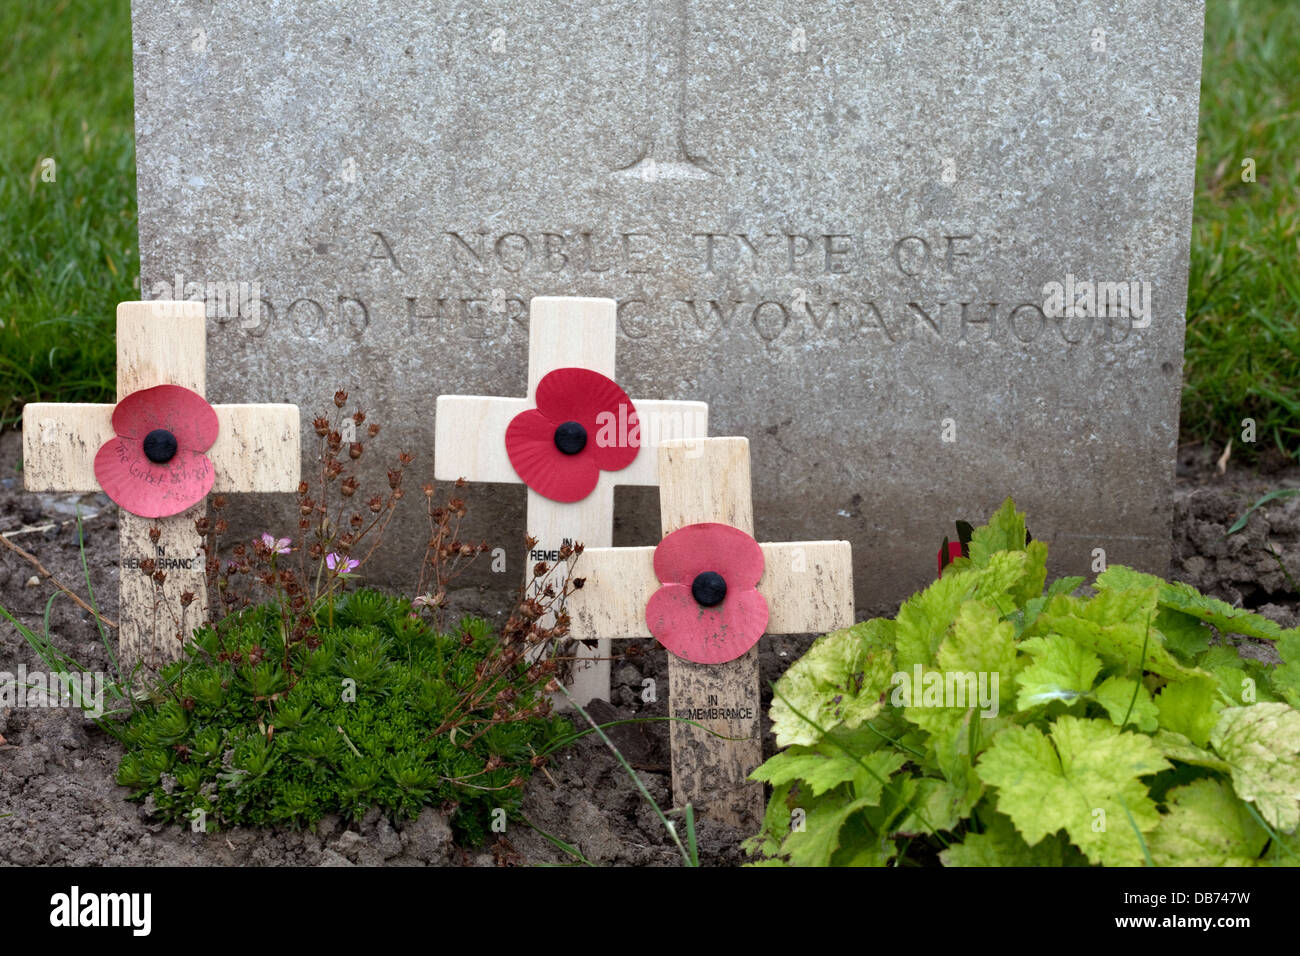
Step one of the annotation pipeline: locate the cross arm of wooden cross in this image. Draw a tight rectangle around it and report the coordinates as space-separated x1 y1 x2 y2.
433 395 708 486
565 539 854 639
22 403 301 494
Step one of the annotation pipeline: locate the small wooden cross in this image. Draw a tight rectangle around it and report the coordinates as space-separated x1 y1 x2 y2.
435 296 708 705
565 437 854 829
22 301 300 671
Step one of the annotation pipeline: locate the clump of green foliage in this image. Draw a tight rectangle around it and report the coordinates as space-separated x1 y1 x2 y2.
747 499 1300 867
112 394 582 845
116 590 570 843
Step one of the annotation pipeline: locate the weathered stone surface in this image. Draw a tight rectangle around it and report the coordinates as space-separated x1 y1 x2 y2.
131 1 1204 615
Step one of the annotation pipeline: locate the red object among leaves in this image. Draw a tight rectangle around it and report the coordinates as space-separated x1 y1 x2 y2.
93 384 219 518
505 367 639 503
938 540 964 575
645 522 770 665
937 519 976 576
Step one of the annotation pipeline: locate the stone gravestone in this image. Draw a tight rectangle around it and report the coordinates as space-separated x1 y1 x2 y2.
131 2 1204 617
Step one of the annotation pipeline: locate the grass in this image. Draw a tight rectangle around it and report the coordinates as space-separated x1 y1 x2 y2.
0 0 1296 456
1185 0 1300 459
0 0 136 425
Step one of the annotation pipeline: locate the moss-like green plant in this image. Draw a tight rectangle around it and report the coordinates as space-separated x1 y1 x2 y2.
116 590 570 843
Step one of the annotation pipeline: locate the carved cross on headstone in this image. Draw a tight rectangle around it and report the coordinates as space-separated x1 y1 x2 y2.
435 296 708 705
22 301 300 671
616 0 711 180
565 437 854 829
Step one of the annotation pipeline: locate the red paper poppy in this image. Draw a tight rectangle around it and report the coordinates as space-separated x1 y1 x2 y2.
645 522 769 665
937 540 964 575
505 367 640 503
93 384 219 518
936 519 1034 576
937 519 974 576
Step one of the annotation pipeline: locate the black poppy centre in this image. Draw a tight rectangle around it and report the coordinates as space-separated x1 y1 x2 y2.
143 429 179 464
691 571 728 607
553 421 587 455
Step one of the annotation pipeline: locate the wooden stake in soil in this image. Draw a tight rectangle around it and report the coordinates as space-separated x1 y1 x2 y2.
565 437 854 830
22 301 300 671
435 296 708 705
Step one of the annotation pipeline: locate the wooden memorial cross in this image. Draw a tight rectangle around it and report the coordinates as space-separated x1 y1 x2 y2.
565 437 854 829
435 296 708 705
22 300 300 671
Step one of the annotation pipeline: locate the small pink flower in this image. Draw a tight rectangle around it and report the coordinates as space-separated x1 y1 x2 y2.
326 553 359 574
261 533 292 555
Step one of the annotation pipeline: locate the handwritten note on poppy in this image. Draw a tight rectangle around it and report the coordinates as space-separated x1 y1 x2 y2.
93 384 218 518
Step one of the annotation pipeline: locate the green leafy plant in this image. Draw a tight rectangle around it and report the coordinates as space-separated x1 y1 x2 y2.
746 498 1300 867
116 590 571 843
